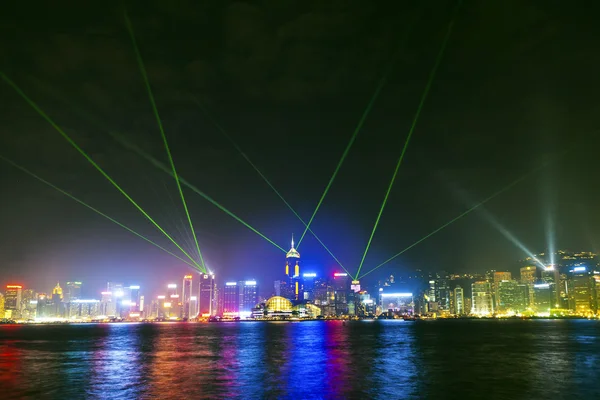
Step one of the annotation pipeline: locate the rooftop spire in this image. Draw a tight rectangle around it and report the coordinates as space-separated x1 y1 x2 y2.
291 233 295 249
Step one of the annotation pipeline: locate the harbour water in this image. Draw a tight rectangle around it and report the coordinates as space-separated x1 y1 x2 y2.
1 319 599 399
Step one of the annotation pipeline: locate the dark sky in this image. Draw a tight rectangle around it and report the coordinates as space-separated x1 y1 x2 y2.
1 0 599 297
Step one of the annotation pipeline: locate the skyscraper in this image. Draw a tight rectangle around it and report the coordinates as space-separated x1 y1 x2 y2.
182 275 193 319
493 272 512 307
471 281 493 316
199 273 215 317
333 272 350 316
520 266 538 306
4 285 22 319
239 280 258 316
223 282 239 317
453 286 464 315
285 236 302 300
497 280 529 313
64 282 82 303
569 266 596 315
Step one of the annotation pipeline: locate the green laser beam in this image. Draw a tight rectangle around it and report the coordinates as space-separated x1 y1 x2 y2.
296 11 421 249
354 4 460 280
192 97 351 274
0 71 204 272
124 11 206 271
0 155 199 269
357 160 555 280
109 131 287 253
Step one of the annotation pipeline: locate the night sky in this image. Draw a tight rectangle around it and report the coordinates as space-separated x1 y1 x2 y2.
1 1 599 297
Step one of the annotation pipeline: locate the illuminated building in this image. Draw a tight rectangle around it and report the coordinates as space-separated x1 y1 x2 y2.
471 281 493 316
568 266 596 315
0 294 5 318
51 282 64 317
493 272 511 308
541 266 561 306
497 280 529 313
302 273 317 300
520 266 538 306
453 286 464 315
182 275 193 319
100 291 116 317
69 299 100 319
313 277 334 316
223 282 239 317
284 236 302 300
20 289 37 320
264 296 293 318
351 280 361 293
379 292 414 316
432 272 451 312
533 283 554 313
333 272 350 316
199 273 215 317
239 280 258 316
64 281 82 303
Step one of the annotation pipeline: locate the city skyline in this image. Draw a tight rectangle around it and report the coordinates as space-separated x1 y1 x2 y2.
2 2 600 306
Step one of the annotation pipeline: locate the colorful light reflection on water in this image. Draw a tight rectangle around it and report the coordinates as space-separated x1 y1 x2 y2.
1 320 600 399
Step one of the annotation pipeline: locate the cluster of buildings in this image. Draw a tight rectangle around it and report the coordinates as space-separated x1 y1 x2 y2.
416 251 600 318
3 246 599 323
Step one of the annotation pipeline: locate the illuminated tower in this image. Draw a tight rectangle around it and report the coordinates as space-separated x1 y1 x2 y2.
285 235 302 300
4 285 22 319
182 275 193 319
199 273 215 317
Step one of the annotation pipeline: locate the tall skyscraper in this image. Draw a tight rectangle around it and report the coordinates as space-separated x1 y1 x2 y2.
285 236 302 300
239 280 258 316
520 266 538 306
199 273 215 317
471 281 493 316
223 282 239 317
302 273 317 300
182 275 193 319
569 266 596 315
497 280 529 313
453 286 464 315
4 285 22 318
493 272 512 307
333 272 350 316
64 282 82 303
541 266 561 307
533 283 554 313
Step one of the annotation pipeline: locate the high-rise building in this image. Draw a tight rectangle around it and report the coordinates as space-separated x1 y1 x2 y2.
302 273 317 300
541 266 561 307
533 283 555 313
497 280 529 313
284 236 302 300
453 286 464 315
568 266 596 315
520 266 538 306
51 282 64 317
0 293 5 319
493 272 511 307
333 272 350 316
239 280 258 316
64 282 82 303
223 282 239 317
199 273 215 317
100 291 116 317
129 285 141 313
471 281 493 316
182 275 193 319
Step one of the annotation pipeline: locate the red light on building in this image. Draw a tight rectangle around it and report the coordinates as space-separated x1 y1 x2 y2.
6 285 22 289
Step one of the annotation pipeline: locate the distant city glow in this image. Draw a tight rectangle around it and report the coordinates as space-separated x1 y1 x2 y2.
114 290 124 297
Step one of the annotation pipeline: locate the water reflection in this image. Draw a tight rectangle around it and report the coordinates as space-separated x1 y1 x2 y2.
1 320 600 399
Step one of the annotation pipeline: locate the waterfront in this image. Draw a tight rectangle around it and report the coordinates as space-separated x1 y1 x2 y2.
1 320 599 399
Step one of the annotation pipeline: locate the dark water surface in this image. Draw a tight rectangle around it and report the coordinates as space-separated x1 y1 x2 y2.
1 319 599 399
